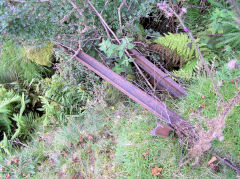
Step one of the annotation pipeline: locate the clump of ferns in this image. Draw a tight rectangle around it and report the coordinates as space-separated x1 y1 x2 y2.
0 86 37 155
150 32 216 80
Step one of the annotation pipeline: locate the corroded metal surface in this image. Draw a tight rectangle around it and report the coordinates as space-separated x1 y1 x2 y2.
57 44 198 142
129 49 186 98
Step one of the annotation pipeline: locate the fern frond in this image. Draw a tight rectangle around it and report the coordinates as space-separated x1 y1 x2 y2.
150 33 199 79
0 133 12 155
172 60 197 80
11 94 26 140
0 95 21 135
154 33 198 62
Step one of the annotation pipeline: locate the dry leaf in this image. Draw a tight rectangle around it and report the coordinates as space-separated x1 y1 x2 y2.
78 136 84 144
11 157 19 165
37 136 42 141
86 148 92 153
151 167 162 176
151 122 173 138
25 174 31 178
61 149 68 157
142 152 149 157
208 156 217 165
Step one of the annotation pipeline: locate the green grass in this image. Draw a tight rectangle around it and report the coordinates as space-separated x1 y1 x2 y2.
0 97 238 178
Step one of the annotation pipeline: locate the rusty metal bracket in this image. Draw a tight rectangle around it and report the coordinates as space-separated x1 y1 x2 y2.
57 44 198 142
129 49 186 98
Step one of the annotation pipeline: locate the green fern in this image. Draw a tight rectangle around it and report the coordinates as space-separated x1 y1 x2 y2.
153 33 198 79
172 60 198 80
0 94 21 136
11 94 35 140
0 133 12 155
154 33 198 62
0 86 38 152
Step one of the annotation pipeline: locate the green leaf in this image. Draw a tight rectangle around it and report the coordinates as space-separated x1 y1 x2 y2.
112 63 126 74
119 50 124 58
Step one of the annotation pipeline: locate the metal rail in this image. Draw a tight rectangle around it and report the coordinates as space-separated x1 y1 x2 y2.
129 49 186 98
57 44 198 142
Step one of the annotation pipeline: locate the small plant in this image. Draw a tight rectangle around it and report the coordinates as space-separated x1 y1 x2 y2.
208 7 240 50
99 38 135 74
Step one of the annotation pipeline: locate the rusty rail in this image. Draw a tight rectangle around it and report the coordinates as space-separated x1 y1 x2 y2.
57 44 198 142
129 49 186 98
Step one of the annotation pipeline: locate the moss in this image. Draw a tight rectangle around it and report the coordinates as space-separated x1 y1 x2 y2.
24 43 54 67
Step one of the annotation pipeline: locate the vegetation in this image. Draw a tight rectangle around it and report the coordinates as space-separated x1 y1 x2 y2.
0 0 240 178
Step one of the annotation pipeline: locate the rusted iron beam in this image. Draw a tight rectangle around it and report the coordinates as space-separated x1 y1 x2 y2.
129 49 186 98
57 44 197 142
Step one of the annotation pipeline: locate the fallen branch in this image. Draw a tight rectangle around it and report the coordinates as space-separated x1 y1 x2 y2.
118 0 126 34
213 151 240 174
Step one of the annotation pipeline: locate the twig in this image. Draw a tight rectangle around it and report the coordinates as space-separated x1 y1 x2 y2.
86 0 121 44
212 151 240 174
133 61 156 93
67 0 89 34
11 138 28 147
100 0 109 15
118 0 126 34
59 8 75 24
67 41 82 62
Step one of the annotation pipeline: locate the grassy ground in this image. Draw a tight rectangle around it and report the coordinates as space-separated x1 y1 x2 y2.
1 90 239 178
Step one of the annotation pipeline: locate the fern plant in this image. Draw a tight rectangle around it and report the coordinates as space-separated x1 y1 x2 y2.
11 94 37 140
152 32 217 80
0 133 12 155
0 86 38 155
154 33 198 62
0 86 21 136
152 33 198 79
